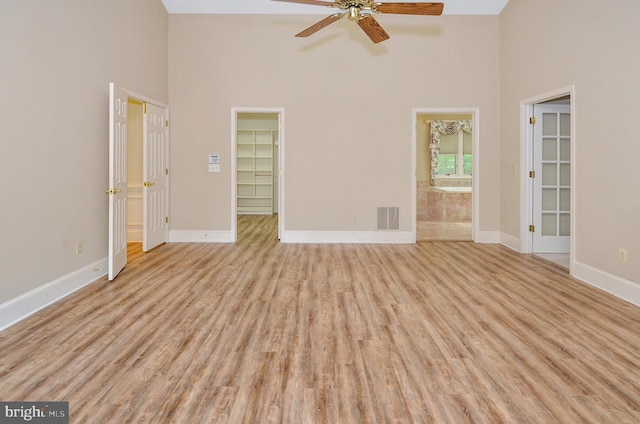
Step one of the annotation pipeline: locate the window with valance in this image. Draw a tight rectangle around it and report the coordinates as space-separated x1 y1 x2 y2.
428 120 472 184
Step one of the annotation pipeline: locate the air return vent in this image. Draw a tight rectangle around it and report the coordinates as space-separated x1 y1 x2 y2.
377 207 399 230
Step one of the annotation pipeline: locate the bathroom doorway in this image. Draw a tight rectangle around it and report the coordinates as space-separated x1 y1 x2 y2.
414 109 478 241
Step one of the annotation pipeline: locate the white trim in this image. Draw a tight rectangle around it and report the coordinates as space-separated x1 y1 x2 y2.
172 227 497 244
281 231 414 244
473 230 500 244
519 86 575 259
127 227 143 242
123 86 171 251
169 230 234 243
277 111 285 241
122 88 169 109
411 112 418 242
499 232 521 251
109 82 170 276
231 107 285 242
0 258 108 331
520 102 533 252
499 234 640 307
572 261 640 308
412 107 480 243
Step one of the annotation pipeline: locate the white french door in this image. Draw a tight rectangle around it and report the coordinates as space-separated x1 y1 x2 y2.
143 102 168 252
532 104 571 253
108 83 128 280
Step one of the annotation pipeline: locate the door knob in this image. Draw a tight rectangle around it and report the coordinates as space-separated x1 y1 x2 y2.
105 188 122 194
143 181 155 187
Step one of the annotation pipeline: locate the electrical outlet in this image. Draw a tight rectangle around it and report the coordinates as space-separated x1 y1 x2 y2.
76 241 83 254
619 248 627 263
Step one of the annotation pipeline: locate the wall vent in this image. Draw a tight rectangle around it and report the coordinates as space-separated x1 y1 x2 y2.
377 207 399 230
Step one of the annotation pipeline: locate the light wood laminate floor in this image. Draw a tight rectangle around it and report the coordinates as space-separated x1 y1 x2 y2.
1 215 639 423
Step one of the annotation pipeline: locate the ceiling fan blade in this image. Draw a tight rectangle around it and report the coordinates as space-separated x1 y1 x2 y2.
295 13 345 37
375 2 444 15
357 14 390 44
272 0 337 7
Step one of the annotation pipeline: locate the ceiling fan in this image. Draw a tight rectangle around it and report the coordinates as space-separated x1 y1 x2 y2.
274 0 444 43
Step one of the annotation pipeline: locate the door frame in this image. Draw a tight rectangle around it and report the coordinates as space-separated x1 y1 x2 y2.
126 88 170 250
519 86 575 266
231 107 285 241
108 83 169 279
531 103 571 254
412 107 480 242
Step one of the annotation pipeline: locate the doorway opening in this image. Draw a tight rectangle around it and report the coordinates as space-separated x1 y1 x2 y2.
520 87 575 271
413 108 479 242
108 83 169 280
231 108 284 242
126 99 144 257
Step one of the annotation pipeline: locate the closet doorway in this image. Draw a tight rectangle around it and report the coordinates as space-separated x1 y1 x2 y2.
231 108 284 242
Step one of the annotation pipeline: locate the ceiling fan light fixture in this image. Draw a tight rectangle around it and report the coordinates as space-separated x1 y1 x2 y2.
348 6 361 21
275 0 445 43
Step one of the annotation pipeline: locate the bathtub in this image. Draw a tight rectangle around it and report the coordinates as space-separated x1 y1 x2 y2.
416 182 472 221
435 186 472 193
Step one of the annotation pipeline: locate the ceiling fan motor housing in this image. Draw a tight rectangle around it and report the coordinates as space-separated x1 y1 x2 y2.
280 0 445 44
338 0 377 12
348 6 362 21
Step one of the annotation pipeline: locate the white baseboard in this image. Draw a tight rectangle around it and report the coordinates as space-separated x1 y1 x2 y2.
281 230 414 244
499 233 640 308
498 231 521 251
3 235 636 336
475 230 501 244
0 258 108 332
127 228 142 243
169 230 234 243
572 260 640 308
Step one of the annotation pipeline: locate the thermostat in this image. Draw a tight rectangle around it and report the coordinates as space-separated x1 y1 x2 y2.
208 154 220 164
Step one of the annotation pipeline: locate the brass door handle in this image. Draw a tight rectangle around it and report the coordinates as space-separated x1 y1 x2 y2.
143 181 156 187
105 188 122 194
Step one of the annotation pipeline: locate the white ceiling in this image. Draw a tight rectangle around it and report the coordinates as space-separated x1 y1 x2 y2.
160 0 510 15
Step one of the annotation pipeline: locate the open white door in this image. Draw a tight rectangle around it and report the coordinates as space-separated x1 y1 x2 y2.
532 103 571 253
108 83 128 280
142 102 168 251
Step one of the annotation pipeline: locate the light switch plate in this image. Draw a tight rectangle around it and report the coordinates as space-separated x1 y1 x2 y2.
208 164 220 173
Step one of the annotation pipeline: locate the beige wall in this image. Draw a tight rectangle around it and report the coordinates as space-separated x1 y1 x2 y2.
169 14 501 233
500 0 640 281
0 0 168 303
